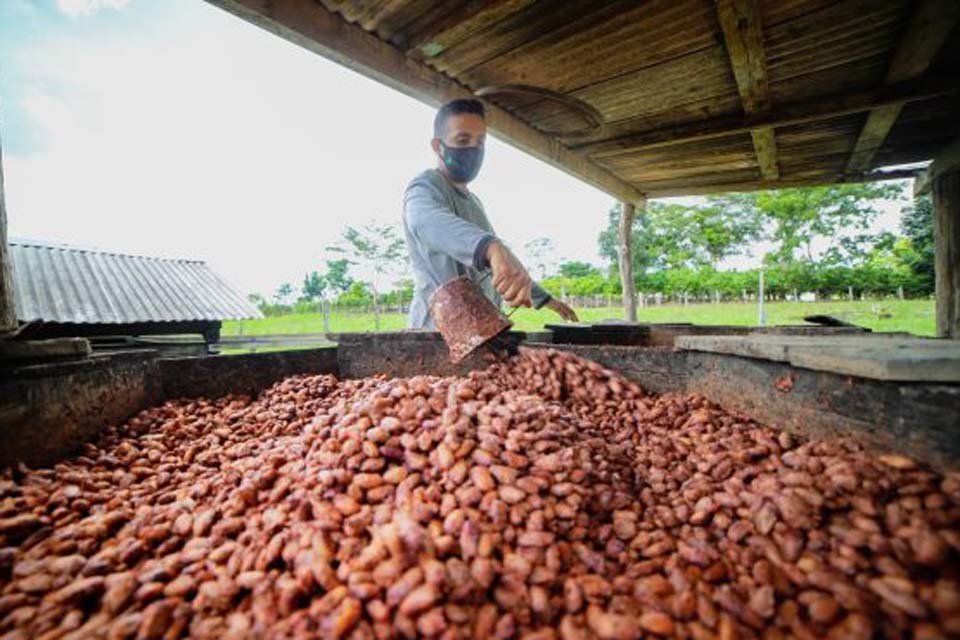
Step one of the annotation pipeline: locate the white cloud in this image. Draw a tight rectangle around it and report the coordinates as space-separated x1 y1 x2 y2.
56 0 132 17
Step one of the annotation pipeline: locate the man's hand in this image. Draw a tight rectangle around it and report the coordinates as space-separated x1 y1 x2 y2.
546 298 579 322
486 241 533 308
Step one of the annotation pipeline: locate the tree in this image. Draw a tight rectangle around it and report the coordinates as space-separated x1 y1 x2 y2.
301 271 327 302
324 259 354 296
693 201 763 266
598 200 760 276
558 260 600 278
598 202 655 276
329 222 406 330
523 237 557 279
247 292 266 311
713 183 902 264
900 194 934 296
273 282 295 305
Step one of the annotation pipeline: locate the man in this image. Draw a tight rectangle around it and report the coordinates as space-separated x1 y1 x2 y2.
403 98 578 329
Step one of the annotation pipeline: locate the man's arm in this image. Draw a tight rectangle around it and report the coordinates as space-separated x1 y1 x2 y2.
406 180 534 307
404 180 494 271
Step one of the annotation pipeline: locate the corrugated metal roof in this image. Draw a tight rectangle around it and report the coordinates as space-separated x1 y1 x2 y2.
9 239 263 324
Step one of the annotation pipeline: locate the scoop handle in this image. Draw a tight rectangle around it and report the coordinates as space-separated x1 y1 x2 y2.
477 270 521 316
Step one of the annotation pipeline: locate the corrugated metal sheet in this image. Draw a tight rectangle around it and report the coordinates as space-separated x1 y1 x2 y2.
9 239 263 324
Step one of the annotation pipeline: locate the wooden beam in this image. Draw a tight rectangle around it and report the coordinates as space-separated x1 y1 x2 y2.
933 169 960 338
203 0 644 205
618 200 640 322
915 136 960 197
575 75 956 158
716 0 779 179
0 124 17 334
0 338 91 362
846 0 960 173
646 168 920 198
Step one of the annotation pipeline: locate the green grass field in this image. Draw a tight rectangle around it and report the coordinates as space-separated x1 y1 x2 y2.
224 299 935 337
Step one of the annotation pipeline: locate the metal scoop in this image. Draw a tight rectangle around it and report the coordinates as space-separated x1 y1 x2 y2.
429 276 513 363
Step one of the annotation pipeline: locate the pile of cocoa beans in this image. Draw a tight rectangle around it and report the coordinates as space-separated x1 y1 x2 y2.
1 347 958 639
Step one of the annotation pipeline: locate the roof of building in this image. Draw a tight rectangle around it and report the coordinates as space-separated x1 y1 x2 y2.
207 0 960 200
9 239 262 324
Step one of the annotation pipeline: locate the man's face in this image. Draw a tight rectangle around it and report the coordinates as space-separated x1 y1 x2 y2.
432 112 486 153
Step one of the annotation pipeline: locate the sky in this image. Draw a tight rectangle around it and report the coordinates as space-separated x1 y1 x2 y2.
2 0 911 297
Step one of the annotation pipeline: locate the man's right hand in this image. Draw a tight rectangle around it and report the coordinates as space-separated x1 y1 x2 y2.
486 241 533 308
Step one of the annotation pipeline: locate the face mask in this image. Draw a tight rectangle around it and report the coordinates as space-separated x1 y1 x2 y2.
439 142 484 183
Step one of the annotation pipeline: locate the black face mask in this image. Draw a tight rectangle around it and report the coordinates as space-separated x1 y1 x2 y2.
439 142 484 183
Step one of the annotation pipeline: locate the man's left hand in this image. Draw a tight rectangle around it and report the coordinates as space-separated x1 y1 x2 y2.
546 299 579 322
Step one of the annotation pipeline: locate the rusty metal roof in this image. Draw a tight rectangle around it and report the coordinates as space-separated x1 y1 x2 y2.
9 239 262 324
207 0 960 200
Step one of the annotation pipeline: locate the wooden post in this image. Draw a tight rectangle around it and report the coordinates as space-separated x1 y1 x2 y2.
618 200 640 322
0 126 17 334
758 267 766 326
933 169 960 338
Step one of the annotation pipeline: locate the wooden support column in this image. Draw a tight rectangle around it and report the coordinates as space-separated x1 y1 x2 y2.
716 0 778 180
618 199 643 323
0 126 17 334
846 0 959 173
933 169 960 338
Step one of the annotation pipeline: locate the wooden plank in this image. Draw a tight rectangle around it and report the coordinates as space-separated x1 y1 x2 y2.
915 136 960 196
645 167 920 198
933 169 960 338
0 124 16 334
716 0 779 179
678 333 951 352
576 75 956 158
676 333 960 381
789 346 960 382
0 338 91 361
845 0 960 172
461 0 717 97
428 0 615 78
764 0 905 84
203 0 644 205
676 334 927 363
571 46 737 126
618 201 638 322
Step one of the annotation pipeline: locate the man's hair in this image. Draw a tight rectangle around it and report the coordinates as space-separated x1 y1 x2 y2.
433 98 485 139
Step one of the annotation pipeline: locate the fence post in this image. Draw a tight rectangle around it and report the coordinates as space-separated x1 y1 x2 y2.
758 268 767 326
322 300 331 333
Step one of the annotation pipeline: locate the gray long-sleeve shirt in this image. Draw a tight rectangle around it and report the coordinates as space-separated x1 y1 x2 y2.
402 168 551 329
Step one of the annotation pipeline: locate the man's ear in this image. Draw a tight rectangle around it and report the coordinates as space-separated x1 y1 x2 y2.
430 138 442 155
